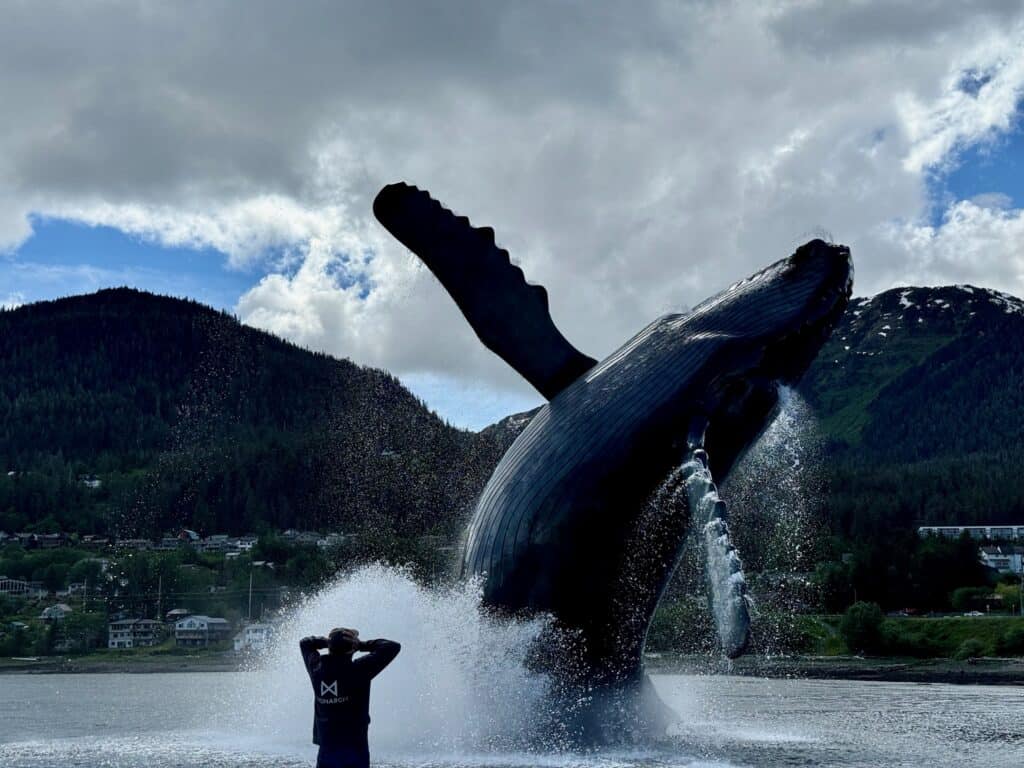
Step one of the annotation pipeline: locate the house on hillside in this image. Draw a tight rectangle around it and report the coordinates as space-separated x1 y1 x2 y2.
0 577 45 598
200 534 230 553
981 545 1024 575
115 538 152 551
108 619 163 649
317 533 347 549
282 529 320 546
233 623 274 653
36 533 67 549
178 529 201 545
165 608 192 624
39 603 73 622
14 532 38 549
58 582 89 597
174 615 232 647
155 535 181 552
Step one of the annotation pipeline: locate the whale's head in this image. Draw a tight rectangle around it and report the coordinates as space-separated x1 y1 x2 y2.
684 238 853 478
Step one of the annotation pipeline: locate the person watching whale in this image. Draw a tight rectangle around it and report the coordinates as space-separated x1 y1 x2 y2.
299 627 401 768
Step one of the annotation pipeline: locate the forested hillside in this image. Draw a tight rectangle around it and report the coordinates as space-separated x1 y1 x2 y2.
0 289 506 539
801 285 1024 538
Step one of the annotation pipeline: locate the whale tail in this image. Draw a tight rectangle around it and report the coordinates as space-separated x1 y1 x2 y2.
373 183 596 399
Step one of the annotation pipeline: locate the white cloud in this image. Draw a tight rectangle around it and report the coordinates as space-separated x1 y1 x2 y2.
899 34 1024 173
879 201 1024 292
1 291 25 310
1 1 1024 421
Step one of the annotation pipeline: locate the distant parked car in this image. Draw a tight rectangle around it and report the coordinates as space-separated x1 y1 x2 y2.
963 611 984 617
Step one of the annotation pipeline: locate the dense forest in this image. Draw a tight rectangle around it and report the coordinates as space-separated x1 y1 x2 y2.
0 289 506 540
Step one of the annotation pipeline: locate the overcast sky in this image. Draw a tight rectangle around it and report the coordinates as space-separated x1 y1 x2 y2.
2 1 1023 428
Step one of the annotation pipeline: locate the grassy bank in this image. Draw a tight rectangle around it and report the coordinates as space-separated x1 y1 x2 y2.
649 601 1024 659
772 614 1024 658
0 639 246 674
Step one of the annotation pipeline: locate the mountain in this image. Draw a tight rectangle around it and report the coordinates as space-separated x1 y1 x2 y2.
2 284 1022 547
796 285 1024 538
0 289 507 539
801 285 1024 460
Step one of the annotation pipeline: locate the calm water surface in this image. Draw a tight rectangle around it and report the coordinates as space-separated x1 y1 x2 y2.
1 672 1022 767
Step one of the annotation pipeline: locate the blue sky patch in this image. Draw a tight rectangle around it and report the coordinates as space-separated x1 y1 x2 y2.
4 216 252 311
957 68 994 97
928 99 1024 224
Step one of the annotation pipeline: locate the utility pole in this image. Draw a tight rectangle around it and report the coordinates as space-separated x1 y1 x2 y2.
248 568 254 622
156 574 162 621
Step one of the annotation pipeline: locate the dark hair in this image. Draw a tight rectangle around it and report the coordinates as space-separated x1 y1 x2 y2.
328 628 358 655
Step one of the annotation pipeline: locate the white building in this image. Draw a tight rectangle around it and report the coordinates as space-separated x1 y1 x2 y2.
114 538 152 551
317 533 348 549
39 603 73 622
233 535 258 551
282 529 320 546
200 534 230 553
233 623 275 653
108 619 164 649
174 615 232 647
918 524 1024 541
980 545 1024 575
0 577 46 598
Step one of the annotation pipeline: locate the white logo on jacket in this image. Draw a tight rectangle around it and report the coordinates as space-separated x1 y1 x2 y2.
320 680 337 696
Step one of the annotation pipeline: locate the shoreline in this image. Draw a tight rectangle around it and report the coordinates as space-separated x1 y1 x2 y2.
3 652 1023 684
646 653 1024 686
0 654 246 674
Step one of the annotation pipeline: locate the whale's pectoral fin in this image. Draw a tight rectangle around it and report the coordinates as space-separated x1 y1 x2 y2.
373 182 597 399
680 448 751 659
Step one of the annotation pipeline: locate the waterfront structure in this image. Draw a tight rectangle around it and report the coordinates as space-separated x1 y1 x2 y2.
174 615 231 647
233 623 274 652
108 619 163 649
918 525 1024 541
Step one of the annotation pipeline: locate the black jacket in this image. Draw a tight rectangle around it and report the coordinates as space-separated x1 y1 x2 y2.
300 636 401 751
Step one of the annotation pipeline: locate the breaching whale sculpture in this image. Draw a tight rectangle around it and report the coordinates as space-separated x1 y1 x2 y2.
373 182 852 740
